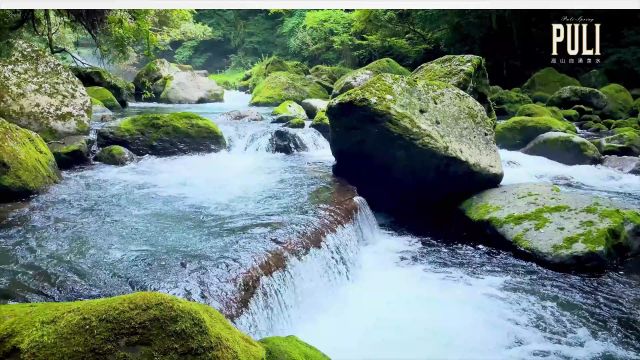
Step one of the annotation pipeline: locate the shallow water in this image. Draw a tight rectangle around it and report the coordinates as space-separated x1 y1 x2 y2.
1 91 639 359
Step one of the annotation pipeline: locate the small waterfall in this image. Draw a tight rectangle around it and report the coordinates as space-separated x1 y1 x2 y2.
221 121 332 155
235 197 378 338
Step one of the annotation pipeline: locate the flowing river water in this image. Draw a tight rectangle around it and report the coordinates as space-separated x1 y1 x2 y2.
0 91 639 359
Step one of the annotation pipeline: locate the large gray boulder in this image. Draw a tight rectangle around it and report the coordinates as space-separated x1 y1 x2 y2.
133 59 223 104
601 155 640 175
0 41 90 141
547 86 608 110
331 58 410 97
327 73 503 212
411 55 495 120
521 132 602 165
461 183 640 270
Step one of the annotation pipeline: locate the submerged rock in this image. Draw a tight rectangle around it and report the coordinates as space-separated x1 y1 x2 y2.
522 67 580 98
310 110 331 141
268 129 308 154
272 101 308 123
411 55 495 120
95 145 136 166
300 98 329 119
547 86 608 110
250 72 328 106
97 112 226 156
460 183 640 270
260 336 330 360
86 86 122 111
219 109 263 122
602 155 640 175
328 73 503 212
0 118 59 202
521 132 602 165
495 116 576 150
70 66 134 107
332 58 410 97
133 59 223 104
0 40 90 141
0 292 283 359
47 135 91 170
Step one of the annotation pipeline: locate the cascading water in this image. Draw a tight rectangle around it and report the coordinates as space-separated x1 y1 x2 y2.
0 91 638 359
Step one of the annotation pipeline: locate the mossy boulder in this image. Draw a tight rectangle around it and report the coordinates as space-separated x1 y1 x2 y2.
47 135 91 170
332 58 410 97
97 112 226 156
272 101 308 123
460 183 640 270
300 99 329 119
134 59 223 104
310 65 351 86
328 73 503 212
571 104 593 116
522 67 580 98
560 109 580 122
591 127 640 156
521 132 602 165
240 57 309 92
495 116 576 150
86 86 121 111
310 110 330 141
547 86 608 110
70 66 134 107
0 292 267 359
531 92 552 104
95 145 136 166
0 40 90 141
599 83 634 120
260 336 330 360
250 72 328 106
515 104 562 120
411 55 495 120
609 118 640 130
284 118 306 129
0 118 59 202
630 98 640 117
579 69 608 89
489 89 532 117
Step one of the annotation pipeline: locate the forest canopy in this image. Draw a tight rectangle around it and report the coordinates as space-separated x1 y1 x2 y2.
1 9 639 87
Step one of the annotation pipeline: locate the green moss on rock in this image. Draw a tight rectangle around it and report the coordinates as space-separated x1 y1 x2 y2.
516 104 562 119
489 90 532 117
0 118 60 202
250 72 328 106
70 66 134 107
272 101 308 123
579 69 608 89
599 83 634 120
0 292 266 360
522 67 580 97
47 135 90 170
310 65 351 85
86 86 122 110
547 86 608 110
495 116 576 150
97 112 226 156
591 127 640 156
284 118 306 129
560 109 580 122
332 58 410 97
260 336 330 360
522 131 602 165
95 145 135 166
310 110 331 140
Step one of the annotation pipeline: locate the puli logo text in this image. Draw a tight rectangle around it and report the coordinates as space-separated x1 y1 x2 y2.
551 23 601 56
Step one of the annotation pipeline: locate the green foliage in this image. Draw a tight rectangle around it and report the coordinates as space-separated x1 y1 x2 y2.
259 336 330 360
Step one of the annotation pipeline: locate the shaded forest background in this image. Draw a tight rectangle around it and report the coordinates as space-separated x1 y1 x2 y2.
1 9 639 88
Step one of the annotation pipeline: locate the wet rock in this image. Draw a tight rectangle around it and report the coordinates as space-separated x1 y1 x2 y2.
460 183 640 270
219 110 263 122
97 112 226 156
300 99 329 119
547 86 608 110
522 132 602 165
271 101 308 123
267 129 308 154
310 111 330 141
0 118 59 202
70 66 134 107
0 40 90 141
332 58 410 97
591 128 640 156
495 116 576 150
94 145 136 166
48 135 91 169
411 54 495 120
602 155 640 175
328 73 503 212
